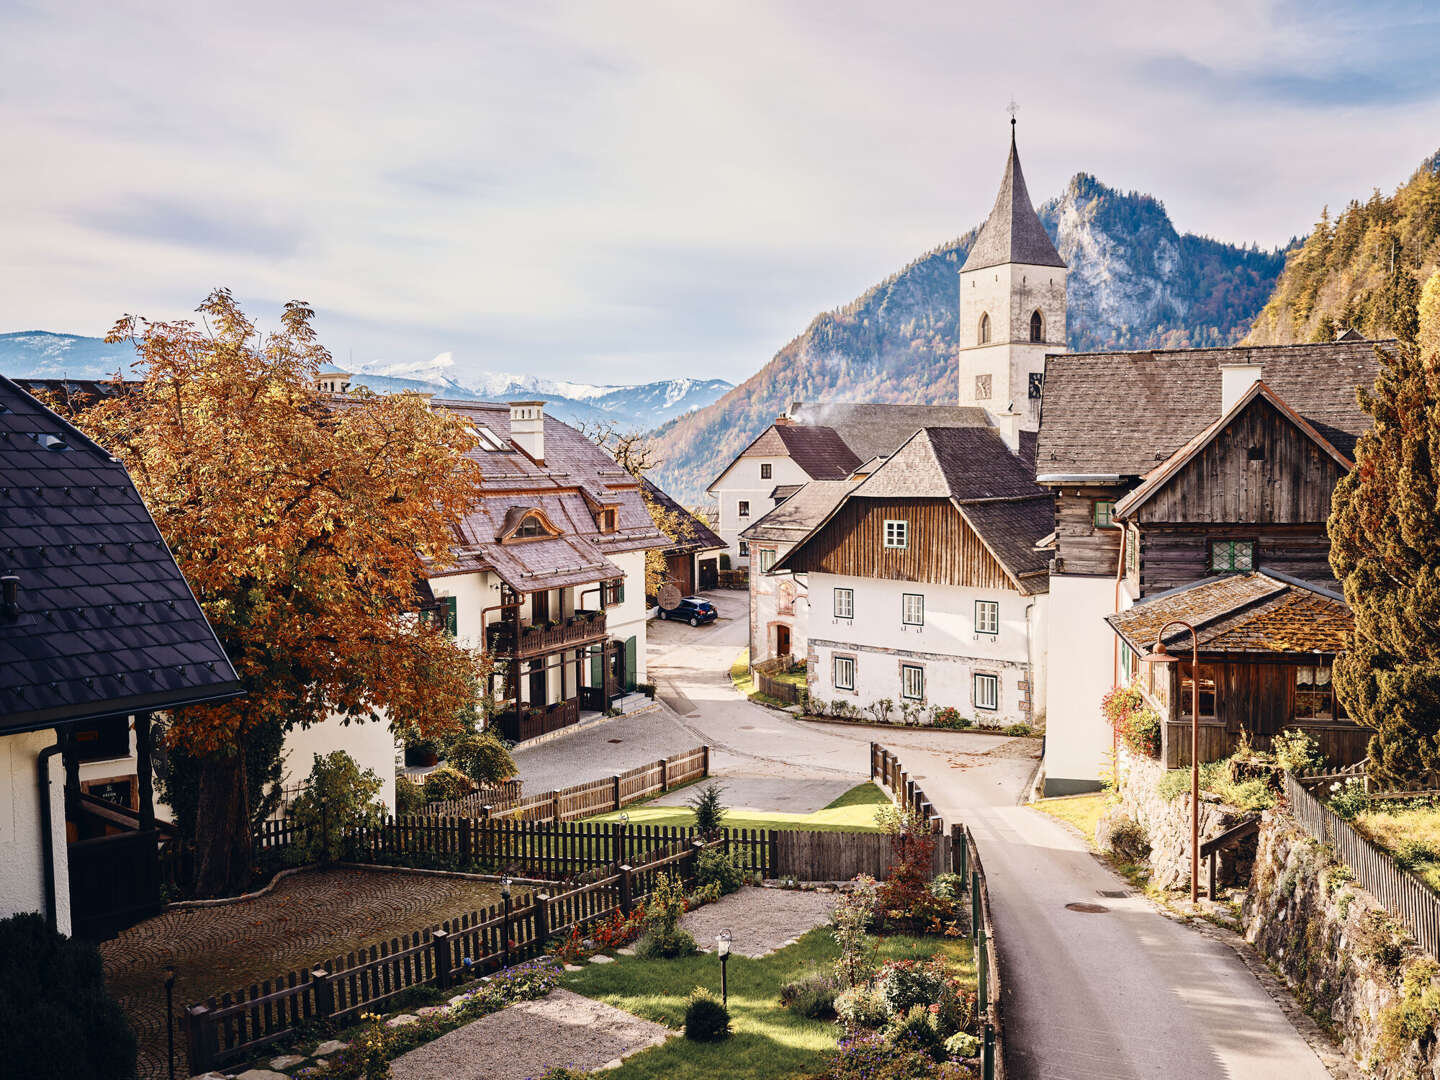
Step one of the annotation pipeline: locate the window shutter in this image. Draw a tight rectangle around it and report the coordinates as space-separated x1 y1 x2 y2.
443 596 458 638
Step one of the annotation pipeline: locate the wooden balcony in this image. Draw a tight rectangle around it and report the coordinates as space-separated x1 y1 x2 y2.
495 696 582 742
1163 719 1373 769
486 610 607 659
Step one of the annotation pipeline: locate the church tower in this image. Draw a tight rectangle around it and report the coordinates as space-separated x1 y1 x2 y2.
959 123 1067 446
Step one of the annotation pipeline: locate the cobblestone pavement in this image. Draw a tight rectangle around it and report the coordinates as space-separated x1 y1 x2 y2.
101 867 504 1080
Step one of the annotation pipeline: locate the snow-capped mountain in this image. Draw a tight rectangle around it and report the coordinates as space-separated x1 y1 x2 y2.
0 332 731 432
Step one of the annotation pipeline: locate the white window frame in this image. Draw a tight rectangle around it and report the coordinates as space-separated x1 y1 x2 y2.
975 600 999 635
833 655 855 691
758 547 776 573
901 663 924 701
883 519 908 549
833 587 854 619
902 592 924 626
974 672 999 711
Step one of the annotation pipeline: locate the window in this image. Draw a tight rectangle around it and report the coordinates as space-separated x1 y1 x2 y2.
1179 663 1217 719
834 587 854 619
760 463 772 480
833 655 855 691
902 593 925 626
738 500 750 518
469 425 509 452
513 514 549 538
597 508 618 533
902 664 925 701
758 547 776 573
978 312 991 345
738 540 750 557
1125 528 1139 577
604 580 625 606
975 373 992 401
1295 665 1335 720
426 595 458 638
1121 640 1135 683
1030 309 1044 343
974 673 999 711
883 519 908 549
1093 500 1117 529
975 600 999 635
1209 540 1255 573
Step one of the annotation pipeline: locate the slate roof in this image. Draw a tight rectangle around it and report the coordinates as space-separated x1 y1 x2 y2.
428 401 669 591
961 132 1065 272
1036 340 1391 478
641 477 725 556
732 424 861 482
1106 572 1352 657
0 376 243 735
741 480 864 543
770 484 804 501
785 402 992 462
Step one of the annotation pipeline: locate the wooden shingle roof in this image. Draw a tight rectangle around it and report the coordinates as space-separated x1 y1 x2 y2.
741 479 863 543
0 376 243 734
1036 340 1391 479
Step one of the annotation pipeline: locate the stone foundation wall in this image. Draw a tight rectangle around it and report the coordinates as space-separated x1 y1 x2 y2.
1110 750 1254 891
1242 813 1440 1079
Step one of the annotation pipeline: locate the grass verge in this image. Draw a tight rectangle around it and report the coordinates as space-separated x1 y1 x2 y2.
563 926 974 1080
1031 793 1110 845
585 783 890 833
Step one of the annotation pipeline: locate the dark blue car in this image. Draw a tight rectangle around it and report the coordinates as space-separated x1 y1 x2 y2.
658 596 718 626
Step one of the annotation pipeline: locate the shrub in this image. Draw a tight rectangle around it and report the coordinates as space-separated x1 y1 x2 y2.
873 805 952 932
835 986 890 1029
887 1004 946 1062
929 873 965 902
1095 811 1150 863
832 877 878 987
1394 838 1438 871
1002 723 1035 737
1355 910 1409 973
820 1033 968 1080
931 707 971 730
1328 776 1370 820
688 782 728 835
1101 682 1161 756
324 1012 394 1079
695 847 746 895
443 730 516 788
867 698 895 725
635 872 697 958
394 776 424 815
688 882 722 906
780 970 840 1019
875 959 948 1017
0 913 137 1080
289 751 384 861
420 765 475 804
684 987 731 1041
945 1030 981 1059
1271 727 1326 775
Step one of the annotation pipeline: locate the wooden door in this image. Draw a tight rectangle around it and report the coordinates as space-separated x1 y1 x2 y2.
775 624 791 659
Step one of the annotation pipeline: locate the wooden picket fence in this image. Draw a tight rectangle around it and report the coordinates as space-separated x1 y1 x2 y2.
870 742 944 832
753 657 803 705
1284 773 1440 960
186 838 719 1073
424 746 710 822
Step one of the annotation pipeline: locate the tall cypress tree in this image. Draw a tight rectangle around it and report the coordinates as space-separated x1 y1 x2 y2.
1330 270 1440 785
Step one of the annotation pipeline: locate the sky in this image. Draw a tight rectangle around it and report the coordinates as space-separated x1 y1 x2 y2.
3 0 1440 386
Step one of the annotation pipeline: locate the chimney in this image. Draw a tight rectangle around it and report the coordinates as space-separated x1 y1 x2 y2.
1220 363 1263 414
993 411 1021 453
509 401 546 462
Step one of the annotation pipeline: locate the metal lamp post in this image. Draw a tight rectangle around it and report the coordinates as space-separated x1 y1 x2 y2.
164 965 176 1080
716 929 732 1006
1141 619 1200 905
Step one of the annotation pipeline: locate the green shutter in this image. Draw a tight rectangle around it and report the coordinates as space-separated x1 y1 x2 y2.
590 646 604 689
615 581 625 605
443 596 458 637
624 635 637 691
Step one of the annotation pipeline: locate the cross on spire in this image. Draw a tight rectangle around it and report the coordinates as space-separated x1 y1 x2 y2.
1006 98 1018 132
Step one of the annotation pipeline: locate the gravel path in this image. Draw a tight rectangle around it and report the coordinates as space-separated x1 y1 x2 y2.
389 988 671 1080
681 885 836 958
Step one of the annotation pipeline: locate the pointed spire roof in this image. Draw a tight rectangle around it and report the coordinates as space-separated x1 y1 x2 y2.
961 127 1065 272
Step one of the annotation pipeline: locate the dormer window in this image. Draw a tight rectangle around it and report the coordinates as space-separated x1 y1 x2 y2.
596 507 618 534
513 514 549 539
501 507 561 543
469 425 509 452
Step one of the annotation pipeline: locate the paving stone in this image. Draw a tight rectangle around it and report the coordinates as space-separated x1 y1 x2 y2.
447 994 470 1006
597 1060 624 1071
615 946 636 956
386 1013 420 1027
269 1056 306 1070
588 953 615 964
416 1005 450 1017
188 1073 229 1080
314 1040 350 1056
237 1071 290 1080
314 1063 328 1071
563 963 584 972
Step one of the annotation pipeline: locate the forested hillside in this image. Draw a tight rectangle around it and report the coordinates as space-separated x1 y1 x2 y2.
1247 150 1440 344
650 173 1286 503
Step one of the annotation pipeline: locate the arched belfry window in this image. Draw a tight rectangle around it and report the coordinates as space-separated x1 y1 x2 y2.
1030 309 1044 343
978 312 991 345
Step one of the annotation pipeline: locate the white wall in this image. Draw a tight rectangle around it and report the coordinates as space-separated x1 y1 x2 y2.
281 714 397 812
1042 573 1120 794
710 455 810 566
607 549 650 684
747 540 810 664
0 729 70 935
958 261 1067 426
804 573 1036 725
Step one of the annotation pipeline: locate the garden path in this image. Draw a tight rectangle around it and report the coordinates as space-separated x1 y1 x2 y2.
103 867 505 1080
681 884 837 957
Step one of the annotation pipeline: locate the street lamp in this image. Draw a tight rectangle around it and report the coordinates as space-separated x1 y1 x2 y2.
164 965 176 1080
1142 620 1200 905
716 929 732 1006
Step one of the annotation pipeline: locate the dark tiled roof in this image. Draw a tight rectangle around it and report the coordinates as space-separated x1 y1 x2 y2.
1036 340 1391 478
741 480 863 542
641 477 725 556
0 376 243 734
770 484 804 500
961 134 1065 272
960 497 1055 588
754 424 862 480
1106 573 1351 656
786 402 992 463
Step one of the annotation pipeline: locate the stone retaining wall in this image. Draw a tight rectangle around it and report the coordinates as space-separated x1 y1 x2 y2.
1242 813 1440 1079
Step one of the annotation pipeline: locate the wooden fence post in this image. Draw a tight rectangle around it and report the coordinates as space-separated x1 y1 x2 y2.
552 792 562 823
983 1022 996 1080
950 824 963 878
768 829 778 879
612 774 622 812
870 742 877 782
185 1004 218 1074
433 930 452 989
702 745 711 777
460 819 472 867
613 821 626 866
659 757 668 792
619 865 634 915
311 968 334 1020
534 893 551 948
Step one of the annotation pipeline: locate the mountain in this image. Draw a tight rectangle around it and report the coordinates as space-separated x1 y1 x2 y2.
0 333 732 432
1246 149 1440 345
648 173 1287 504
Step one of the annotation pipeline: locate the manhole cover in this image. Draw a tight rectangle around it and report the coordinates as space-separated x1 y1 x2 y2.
1065 902 1110 914
1097 890 1128 899
607 739 623 744
740 725 755 730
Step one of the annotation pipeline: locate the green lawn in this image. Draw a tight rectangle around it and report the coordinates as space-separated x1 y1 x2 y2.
1355 802 1440 895
563 926 974 1080
586 783 890 833
1031 793 1111 849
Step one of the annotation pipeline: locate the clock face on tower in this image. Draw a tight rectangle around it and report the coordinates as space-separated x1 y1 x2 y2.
1029 372 1045 400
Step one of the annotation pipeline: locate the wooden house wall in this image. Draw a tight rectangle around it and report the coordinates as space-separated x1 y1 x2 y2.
1134 397 1343 525
1137 525 1336 597
782 497 1014 589
1052 486 1128 576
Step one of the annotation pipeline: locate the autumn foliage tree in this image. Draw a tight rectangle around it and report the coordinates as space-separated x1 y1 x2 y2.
72 291 488 895
1330 270 1440 785
579 420 686 597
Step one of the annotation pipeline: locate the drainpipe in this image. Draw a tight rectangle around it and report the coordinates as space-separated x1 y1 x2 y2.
37 736 64 934
1024 599 1036 723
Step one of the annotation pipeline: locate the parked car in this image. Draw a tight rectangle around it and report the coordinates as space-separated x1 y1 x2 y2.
658 596 718 626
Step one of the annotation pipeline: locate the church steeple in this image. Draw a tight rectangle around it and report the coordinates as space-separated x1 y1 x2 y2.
957 123 1068 444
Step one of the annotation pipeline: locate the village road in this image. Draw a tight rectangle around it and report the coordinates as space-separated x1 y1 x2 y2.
639 589 1337 1080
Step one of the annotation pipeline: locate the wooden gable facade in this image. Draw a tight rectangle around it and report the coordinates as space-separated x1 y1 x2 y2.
780 496 1019 592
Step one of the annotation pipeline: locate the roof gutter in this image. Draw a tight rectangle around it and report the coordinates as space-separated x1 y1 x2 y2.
1035 474 1121 484
37 737 64 934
